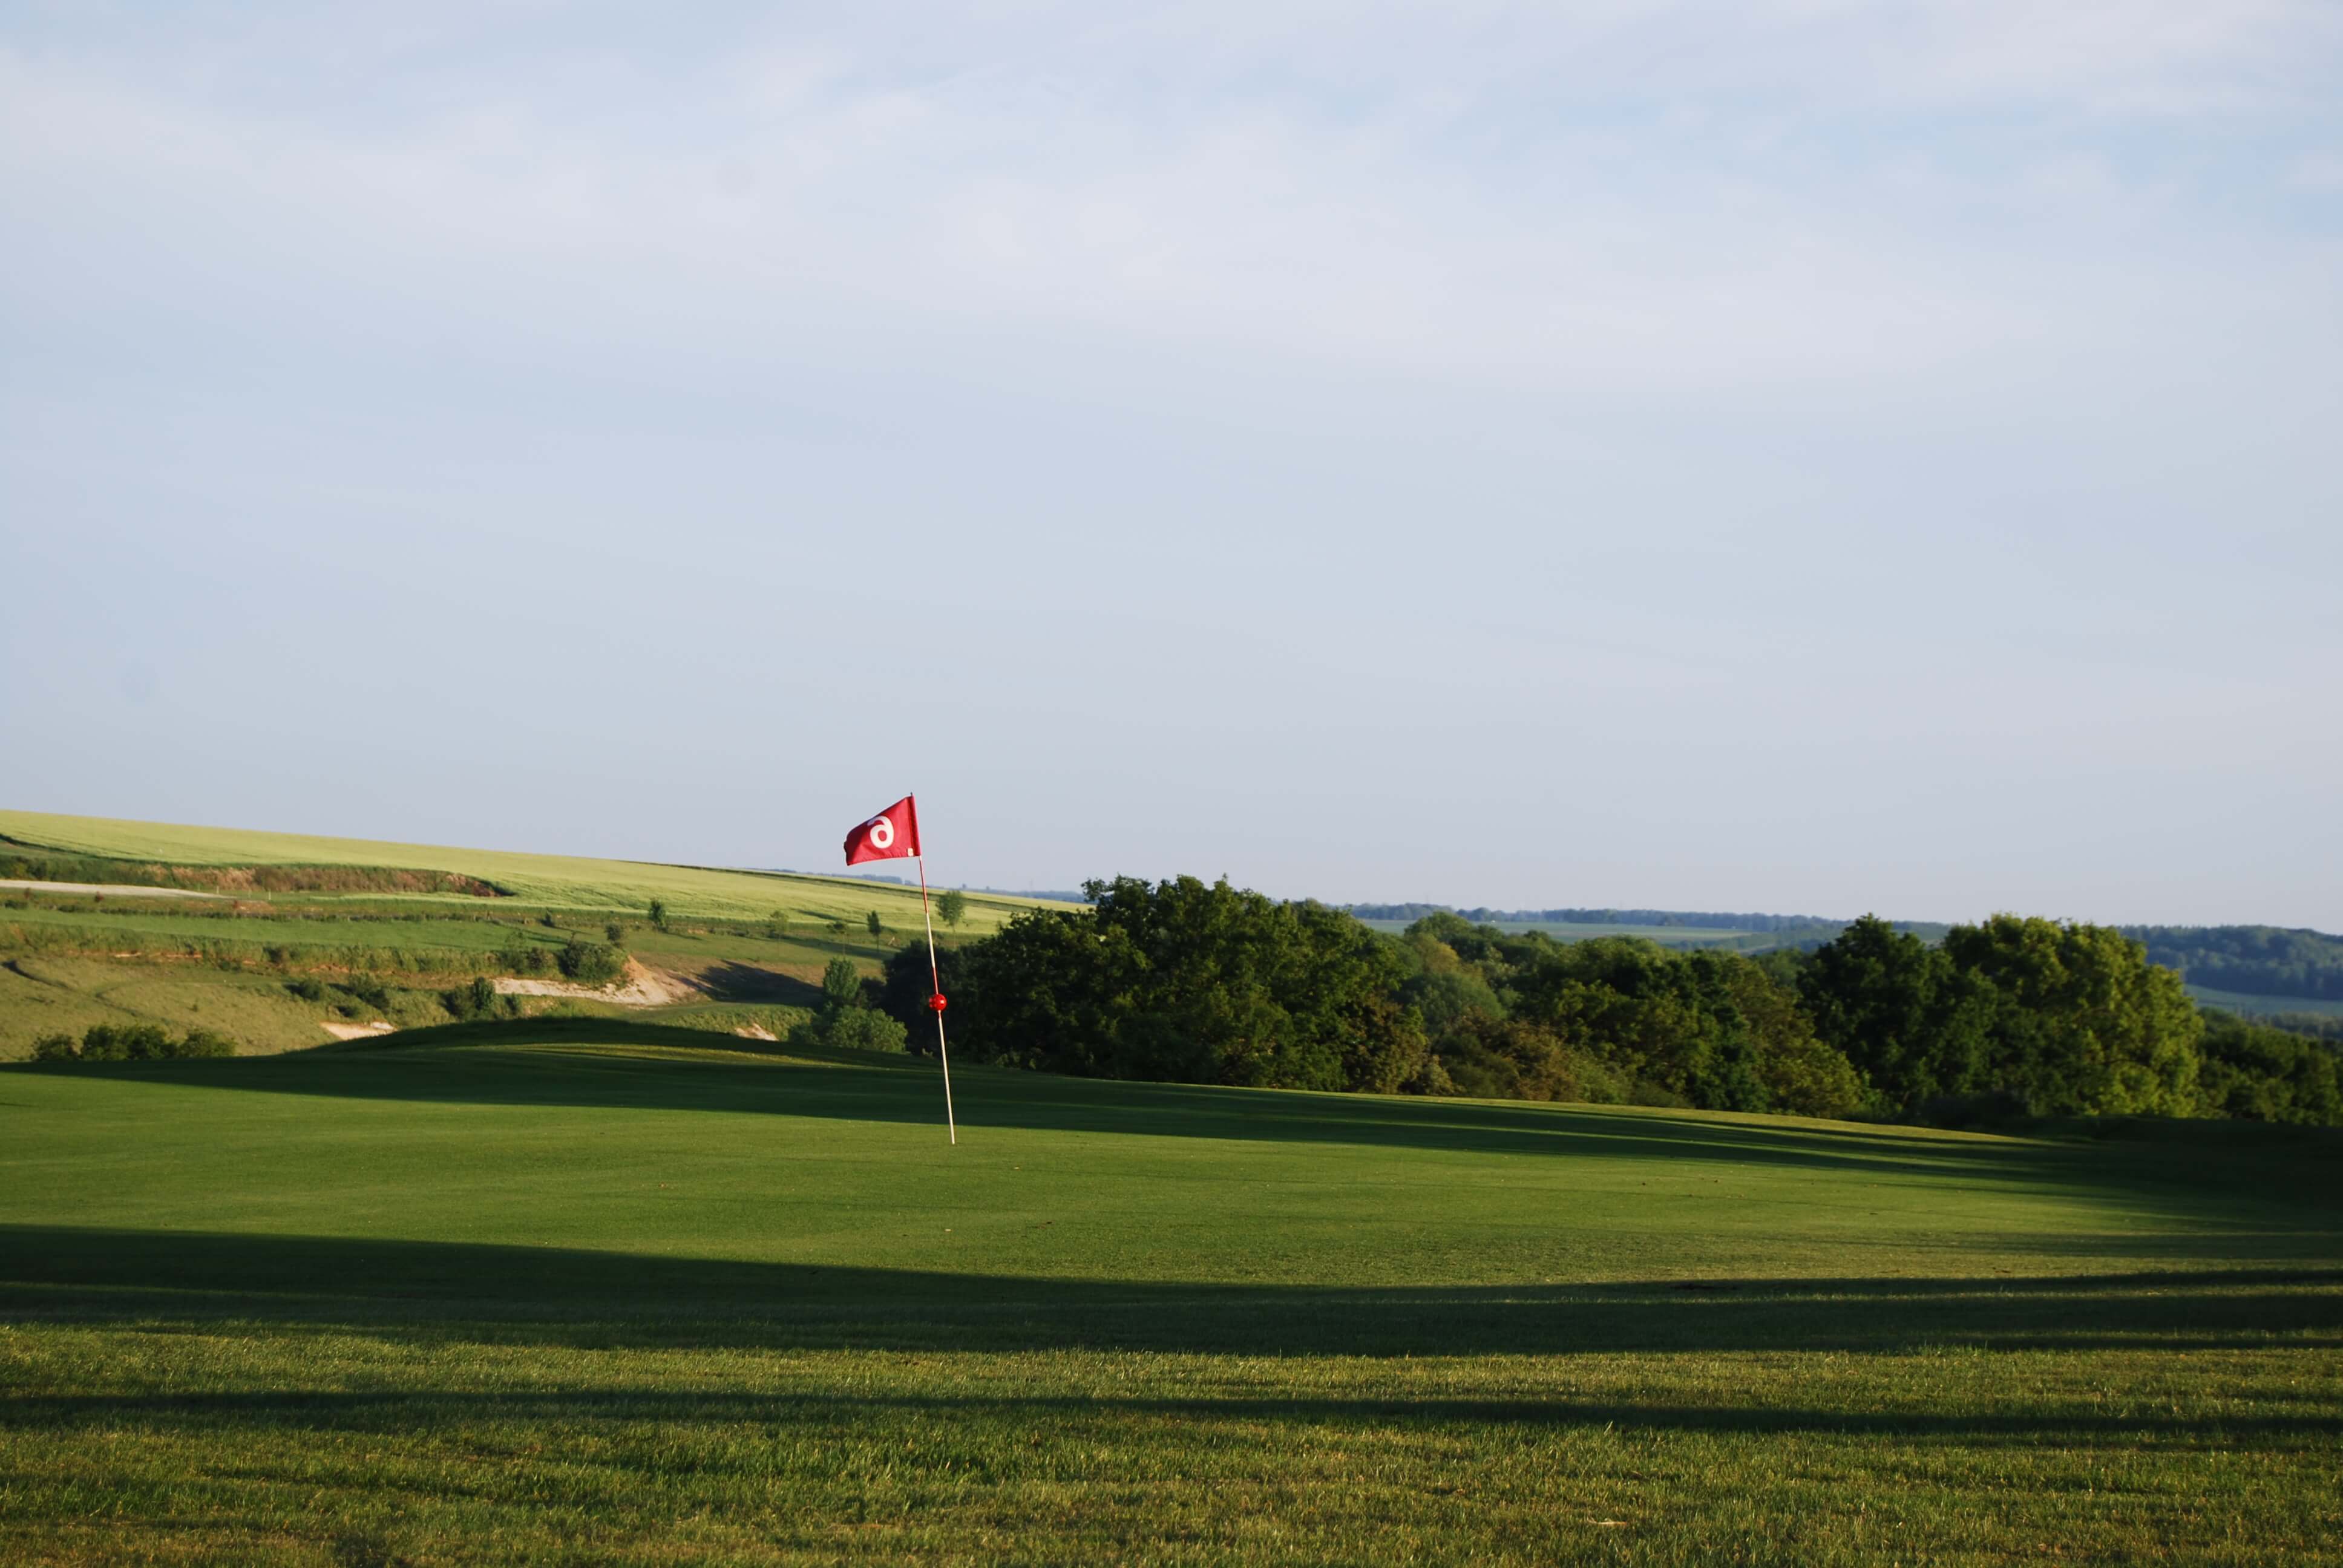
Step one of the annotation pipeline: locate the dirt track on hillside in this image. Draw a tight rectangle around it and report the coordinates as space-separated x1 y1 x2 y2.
0 880 227 900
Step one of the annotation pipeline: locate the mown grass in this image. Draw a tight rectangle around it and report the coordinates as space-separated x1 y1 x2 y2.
0 809 1063 926
2 1024 2339 1564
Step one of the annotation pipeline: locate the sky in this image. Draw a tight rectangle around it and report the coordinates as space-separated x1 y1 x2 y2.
2 1 2339 929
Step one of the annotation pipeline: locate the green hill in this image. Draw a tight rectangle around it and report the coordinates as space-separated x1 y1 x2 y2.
0 807 1060 925
0 809 1072 1060
3 1022 2338 1563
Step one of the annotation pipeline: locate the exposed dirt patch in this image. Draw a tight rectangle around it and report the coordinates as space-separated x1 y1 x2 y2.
733 1024 779 1042
0 880 228 900
320 1020 395 1041
493 959 699 1008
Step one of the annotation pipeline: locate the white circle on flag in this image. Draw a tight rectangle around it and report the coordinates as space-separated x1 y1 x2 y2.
868 817 894 850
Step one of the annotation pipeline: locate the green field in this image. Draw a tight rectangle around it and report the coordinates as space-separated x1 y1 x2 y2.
0 809 1060 927
2188 983 2343 1021
1352 916 1761 947
0 810 1069 1060
4 1021 2338 1564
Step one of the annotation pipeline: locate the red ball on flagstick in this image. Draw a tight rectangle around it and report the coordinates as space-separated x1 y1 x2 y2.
927 993 948 1013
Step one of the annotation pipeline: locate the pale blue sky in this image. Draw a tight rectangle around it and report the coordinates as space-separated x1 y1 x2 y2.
4 2 2338 927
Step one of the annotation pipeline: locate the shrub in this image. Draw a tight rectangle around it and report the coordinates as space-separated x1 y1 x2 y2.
765 911 791 939
937 889 967 928
79 1024 175 1060
341 976 392 1010
557 940 626 986
648 899 669 931
39 1025 239 1061
444 975 503 1021
787 1005 909 1054
867 910 885 939
286 978 329 1002
605 923 627 944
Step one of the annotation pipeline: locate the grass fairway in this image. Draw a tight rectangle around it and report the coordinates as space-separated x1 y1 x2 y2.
4 1024 2340 1565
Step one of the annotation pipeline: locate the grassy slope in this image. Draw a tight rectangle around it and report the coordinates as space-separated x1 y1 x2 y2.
3 1023 2339 1565
2188 983 2343 1020
0 808 1063 926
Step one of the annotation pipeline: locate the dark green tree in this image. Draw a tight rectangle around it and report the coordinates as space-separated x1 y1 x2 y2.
938 875 1425 1093
647 898 669 931
1799 915 1994 1112
937 889 968 928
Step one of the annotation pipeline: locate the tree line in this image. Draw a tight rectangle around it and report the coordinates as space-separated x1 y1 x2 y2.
882 878 2339 1127
2119 925 2343 1003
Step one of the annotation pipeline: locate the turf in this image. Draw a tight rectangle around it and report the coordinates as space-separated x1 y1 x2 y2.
2 1024 2339 1564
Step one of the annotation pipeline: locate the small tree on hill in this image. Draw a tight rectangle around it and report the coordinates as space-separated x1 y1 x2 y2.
766 910 791 939
937 889 967 928
821 958 863 1014
647 898 669 931
867 910 885 939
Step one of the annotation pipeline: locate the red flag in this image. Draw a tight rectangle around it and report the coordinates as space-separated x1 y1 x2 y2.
844 795 920 865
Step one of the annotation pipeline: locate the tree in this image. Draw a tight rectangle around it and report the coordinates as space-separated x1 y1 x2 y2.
938 875 1425 1093
2196 1010 2342 1125
867 910 886 940
1941 915 2203 1116
647 898 669 931
1799 915 1993 1112
821 958 863 1014
765 910 791 939
937 889 968 928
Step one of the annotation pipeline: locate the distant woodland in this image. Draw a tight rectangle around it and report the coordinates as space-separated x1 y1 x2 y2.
1351 903 2343 1008
895 880 2342 1129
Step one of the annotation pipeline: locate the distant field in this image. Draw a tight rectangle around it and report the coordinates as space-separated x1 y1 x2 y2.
1352 916 1760 946
2 1022 2337 1564
0 809 1061 926
2189 984 2343 1020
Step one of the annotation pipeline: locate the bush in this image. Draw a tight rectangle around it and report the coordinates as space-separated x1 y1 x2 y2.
765 911 791 939
867 910 886 939
35 1025 239 1061
787 1005 909 1054
444 975 503 1021
286 977 329 1002
557 940 626 985
937 889 967 928
177 1029 237 1059
606 922 628 944
341 976 392 1010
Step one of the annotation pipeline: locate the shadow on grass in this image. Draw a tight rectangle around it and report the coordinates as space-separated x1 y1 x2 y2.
4 1224 2341 1359
11 1381 2341 1444
21 1019 2343 1226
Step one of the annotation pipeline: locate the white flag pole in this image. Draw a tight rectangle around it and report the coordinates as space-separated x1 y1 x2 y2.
916 852 957 1145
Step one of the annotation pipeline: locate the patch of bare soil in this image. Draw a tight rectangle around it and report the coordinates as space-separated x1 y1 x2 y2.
493 959 699 1008
0 880 228 900
734 1024 779 1042
319 1021 395 1041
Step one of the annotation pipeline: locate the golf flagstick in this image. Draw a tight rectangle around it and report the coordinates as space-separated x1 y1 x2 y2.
917 853 957 1145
